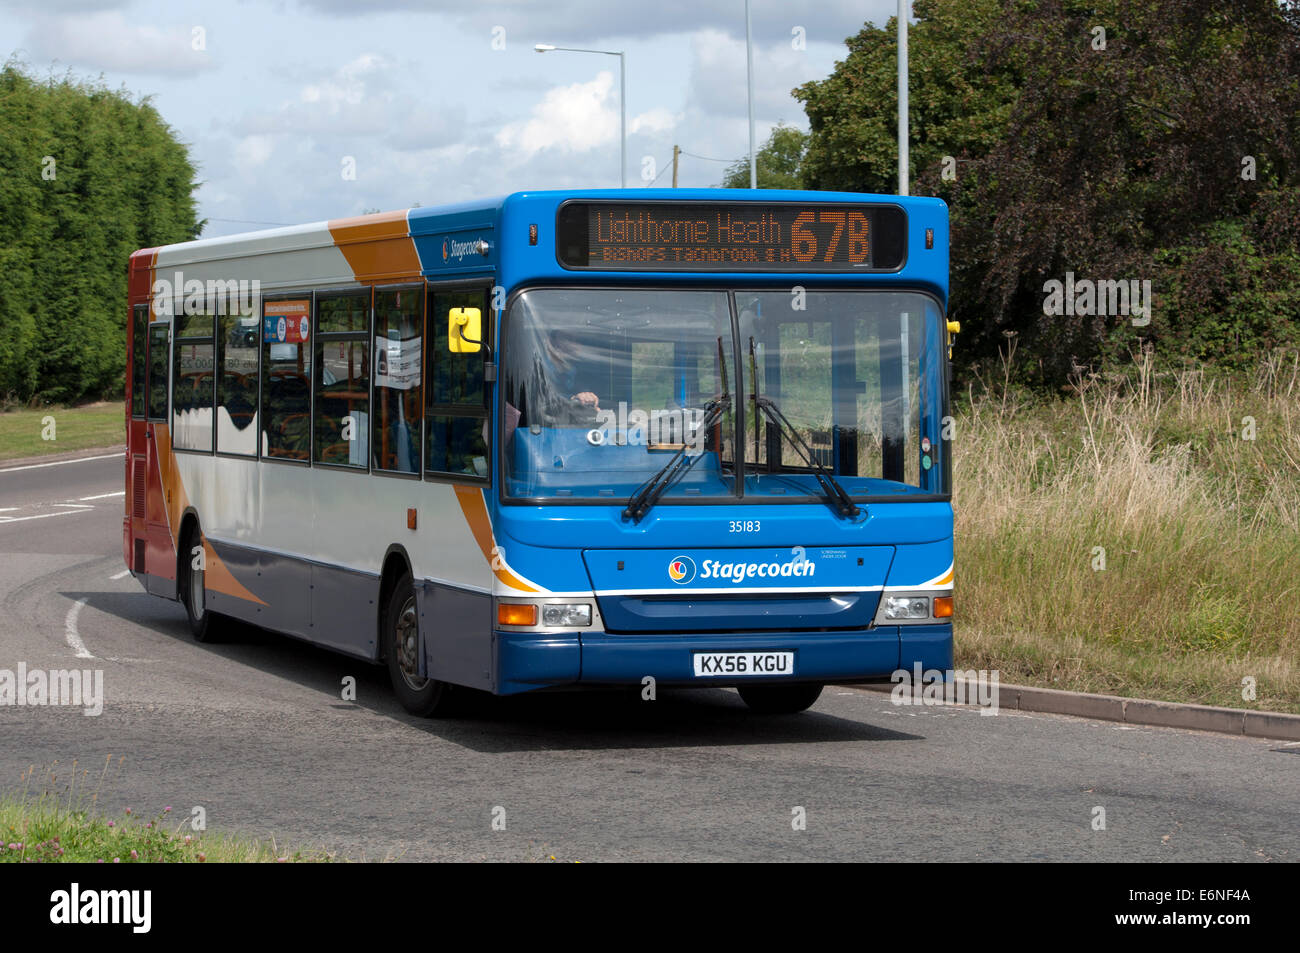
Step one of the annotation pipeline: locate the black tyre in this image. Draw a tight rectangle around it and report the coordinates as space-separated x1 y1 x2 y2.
737 682 824 714
384 572 453 717
181 524 220 643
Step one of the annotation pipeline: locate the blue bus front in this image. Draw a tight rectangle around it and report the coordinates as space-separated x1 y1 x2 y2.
482 191 953 705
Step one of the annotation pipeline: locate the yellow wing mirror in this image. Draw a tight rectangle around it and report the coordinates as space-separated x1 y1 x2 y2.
947 319 960 358
449 307 482 353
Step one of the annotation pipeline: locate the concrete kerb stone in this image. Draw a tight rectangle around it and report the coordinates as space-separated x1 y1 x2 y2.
845 679 1300 741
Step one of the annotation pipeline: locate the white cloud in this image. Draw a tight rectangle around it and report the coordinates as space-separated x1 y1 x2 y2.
234 134 274 170
686 28 822 121
630 107 677 136
300 0 896 46
300 53 386 109
495 71 620 157
23 10 212 75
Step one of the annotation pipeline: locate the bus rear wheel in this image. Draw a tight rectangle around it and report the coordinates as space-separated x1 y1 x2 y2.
384 572 453 717
181 524 220 643
737 683 823 714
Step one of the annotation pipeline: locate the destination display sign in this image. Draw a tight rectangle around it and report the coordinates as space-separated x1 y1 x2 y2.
556 201 906 271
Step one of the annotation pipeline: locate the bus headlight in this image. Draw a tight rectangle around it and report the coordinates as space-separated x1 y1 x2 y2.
882 596 930 620
541 603 592 627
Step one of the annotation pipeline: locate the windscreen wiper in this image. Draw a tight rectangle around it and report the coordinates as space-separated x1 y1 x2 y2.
623 336 732 524
748 337 861 519
622 393 731 523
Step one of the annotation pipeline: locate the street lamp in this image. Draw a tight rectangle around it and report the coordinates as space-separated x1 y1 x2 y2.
534 43 626 188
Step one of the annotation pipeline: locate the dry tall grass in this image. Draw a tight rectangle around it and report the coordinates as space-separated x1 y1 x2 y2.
954 347 1300 712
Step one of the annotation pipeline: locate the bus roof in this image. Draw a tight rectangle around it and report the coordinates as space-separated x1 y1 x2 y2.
129 189 948 304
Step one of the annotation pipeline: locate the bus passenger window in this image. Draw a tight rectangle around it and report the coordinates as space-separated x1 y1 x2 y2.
261 297 313 460
147 323 169 421
131 305 147 418
372 286 422 473
217 311 260 456
172 310 215 452
314 291 371 468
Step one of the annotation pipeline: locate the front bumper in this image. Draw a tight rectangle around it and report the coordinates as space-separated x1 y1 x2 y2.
492 623 953 695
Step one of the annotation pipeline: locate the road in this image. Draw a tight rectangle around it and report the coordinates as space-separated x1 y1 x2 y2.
1 453 1296 861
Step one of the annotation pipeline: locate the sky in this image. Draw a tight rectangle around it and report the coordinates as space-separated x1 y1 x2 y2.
1 0 900 238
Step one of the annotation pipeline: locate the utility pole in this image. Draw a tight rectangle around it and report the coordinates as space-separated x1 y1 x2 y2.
898 0 909 196
672 145 680 187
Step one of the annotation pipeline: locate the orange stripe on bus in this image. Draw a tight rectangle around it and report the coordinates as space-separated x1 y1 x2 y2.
453 485 539 593
327 210 421 284
155 424 267 606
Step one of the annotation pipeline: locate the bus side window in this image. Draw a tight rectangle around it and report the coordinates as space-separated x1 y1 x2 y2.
372 286 423 473
426 286 488 480
172 310 215 452
261 296 313 461
313 290 371 469
216 309 260 456
131 305 147 418
147 323 169 421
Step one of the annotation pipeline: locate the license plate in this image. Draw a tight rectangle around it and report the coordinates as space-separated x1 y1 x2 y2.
692 651 794 677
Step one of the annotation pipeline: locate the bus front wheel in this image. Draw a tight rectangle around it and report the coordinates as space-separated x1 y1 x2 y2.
384 573 453 717
737 683 823 714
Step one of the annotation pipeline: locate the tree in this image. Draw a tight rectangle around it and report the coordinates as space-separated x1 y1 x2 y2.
794 0 1011 196
721 123 809 189
0 63 202 404
794 0 1300 385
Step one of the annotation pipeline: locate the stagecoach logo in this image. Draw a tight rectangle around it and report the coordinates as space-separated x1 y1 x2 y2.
441 236 491 263
668 556 696 584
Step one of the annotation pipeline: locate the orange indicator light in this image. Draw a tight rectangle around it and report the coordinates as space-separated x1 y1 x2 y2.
498 604 538 626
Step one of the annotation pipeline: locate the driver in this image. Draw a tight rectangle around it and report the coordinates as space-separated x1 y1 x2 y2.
541 329 602 419
494 331 602 448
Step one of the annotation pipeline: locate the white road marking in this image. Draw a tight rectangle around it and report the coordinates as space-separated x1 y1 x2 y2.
0 452 120 474
52 502 93 509
64 598 94 659
110 569 131 580
78 491 124 501
0 509 90 524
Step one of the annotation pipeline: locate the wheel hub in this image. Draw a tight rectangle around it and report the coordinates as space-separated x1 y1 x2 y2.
395 596 427 691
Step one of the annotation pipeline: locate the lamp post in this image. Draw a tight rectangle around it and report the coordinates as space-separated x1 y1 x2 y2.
745 0 756 189
897 0 909 196
535 43 626 188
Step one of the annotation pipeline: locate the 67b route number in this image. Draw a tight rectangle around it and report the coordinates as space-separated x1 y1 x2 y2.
728 520 760 533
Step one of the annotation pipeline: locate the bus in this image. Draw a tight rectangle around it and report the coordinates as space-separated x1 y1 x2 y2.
124 189 955 716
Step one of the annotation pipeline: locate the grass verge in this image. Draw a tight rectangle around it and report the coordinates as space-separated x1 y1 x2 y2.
0 402 123 462
955 347 1300 713
0 760 328 863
